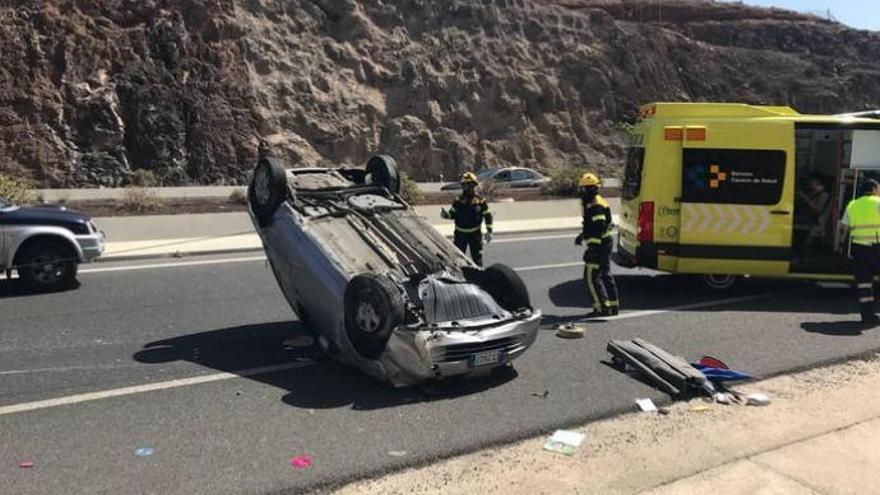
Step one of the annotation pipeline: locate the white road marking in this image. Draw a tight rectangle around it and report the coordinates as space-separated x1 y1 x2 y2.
0 293 763 416
515 262 583 272
492 233 577 244
79 256 267 274
0 364 145 375
602 294 765 321
0 360 315 417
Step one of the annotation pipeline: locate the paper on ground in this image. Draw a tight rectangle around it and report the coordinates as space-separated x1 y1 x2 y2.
636 398 658 412
543 429 586 456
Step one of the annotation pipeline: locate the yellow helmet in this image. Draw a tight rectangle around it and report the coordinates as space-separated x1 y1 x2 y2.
460 171 479 184
578 173 601 187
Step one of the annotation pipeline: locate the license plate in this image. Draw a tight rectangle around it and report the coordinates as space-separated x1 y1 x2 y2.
470 350 500 367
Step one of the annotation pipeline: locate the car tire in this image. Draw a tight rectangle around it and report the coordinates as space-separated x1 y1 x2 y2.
480 263 531 312
17 240 78 292
366 155 400 195
344 273 405 359
248 156 289 227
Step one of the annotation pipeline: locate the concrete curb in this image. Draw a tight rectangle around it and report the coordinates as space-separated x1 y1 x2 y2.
97 221 587 262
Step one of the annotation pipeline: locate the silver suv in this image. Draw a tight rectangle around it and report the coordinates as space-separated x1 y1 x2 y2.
1 198 105 291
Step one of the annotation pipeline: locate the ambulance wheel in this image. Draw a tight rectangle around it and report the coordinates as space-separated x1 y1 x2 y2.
699 274 740 291
249 156 289 227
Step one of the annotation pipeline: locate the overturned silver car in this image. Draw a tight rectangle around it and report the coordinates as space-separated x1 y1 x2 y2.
247 149 541 387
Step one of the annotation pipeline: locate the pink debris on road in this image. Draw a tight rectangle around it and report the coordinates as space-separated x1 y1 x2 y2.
290 455 312 469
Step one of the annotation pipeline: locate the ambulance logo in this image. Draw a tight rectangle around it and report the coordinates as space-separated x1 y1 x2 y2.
708 164 727 189
685 164 727 189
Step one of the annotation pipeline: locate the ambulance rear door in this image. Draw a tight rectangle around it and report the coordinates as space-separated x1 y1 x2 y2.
675 120 795 276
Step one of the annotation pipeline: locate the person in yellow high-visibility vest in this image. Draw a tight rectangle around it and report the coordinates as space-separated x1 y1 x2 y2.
575 172 619 318
841 178 880 324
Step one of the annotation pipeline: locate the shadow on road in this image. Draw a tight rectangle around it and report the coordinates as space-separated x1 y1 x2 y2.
801 320 878 336
133 321 517 411
0 279 80 299
549 274 852 315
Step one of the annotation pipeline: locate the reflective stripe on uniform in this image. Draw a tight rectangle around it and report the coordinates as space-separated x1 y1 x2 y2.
860 296 875 303
585 264 600 310
585 238 602 244
455 226 481 233
858 283 874 289
591 214 605 221
851 236 880 246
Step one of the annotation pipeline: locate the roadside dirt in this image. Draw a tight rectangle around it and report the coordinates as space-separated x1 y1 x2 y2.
330 355 880 495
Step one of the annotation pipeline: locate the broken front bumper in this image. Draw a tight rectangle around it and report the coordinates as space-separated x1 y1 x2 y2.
374 311 543 388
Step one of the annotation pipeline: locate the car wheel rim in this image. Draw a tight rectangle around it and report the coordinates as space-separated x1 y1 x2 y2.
355 301 381 333
254 167 271 205
30 252 65 285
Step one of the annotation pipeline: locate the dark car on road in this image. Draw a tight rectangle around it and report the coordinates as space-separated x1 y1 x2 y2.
440 167 549 191
1 198 105 291
247 150 542 387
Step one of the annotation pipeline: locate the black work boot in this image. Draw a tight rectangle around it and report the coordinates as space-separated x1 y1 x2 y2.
860 302 879 324
584 308 610 319
608 304 620 316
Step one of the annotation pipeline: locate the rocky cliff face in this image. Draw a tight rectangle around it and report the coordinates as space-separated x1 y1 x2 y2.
2 0 880 187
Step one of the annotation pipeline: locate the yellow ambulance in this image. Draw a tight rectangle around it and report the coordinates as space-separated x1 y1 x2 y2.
614 102 880 289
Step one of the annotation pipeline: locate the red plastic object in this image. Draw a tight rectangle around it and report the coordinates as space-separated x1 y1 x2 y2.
637 201 654 243
290 455 312 469
19 462 34 468
699 356 729 369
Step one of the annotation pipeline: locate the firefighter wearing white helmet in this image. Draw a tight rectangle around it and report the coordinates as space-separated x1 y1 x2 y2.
574 172 620 317
441 171 494 266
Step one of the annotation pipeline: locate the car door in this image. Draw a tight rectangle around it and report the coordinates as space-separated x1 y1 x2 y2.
509 169 535 188
492 170 512 188
676 120 794 277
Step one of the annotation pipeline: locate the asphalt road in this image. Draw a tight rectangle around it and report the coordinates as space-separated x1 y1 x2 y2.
3 233 880 495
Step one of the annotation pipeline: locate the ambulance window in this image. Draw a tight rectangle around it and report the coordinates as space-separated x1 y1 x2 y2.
682 149 786 205
622 147 645 200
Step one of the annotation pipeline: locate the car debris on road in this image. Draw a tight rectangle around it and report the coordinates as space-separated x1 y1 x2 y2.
555 323 586 339
607 338 715 397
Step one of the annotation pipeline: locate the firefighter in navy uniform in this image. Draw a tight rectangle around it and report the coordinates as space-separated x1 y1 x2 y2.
441 172 493 266
575 173 620 317
841 179 880 324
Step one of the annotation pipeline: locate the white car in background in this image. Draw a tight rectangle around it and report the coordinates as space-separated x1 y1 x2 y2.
440 167 549 191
